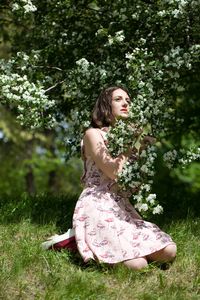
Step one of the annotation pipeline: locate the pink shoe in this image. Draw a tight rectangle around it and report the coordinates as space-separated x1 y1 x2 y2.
41 228 77 252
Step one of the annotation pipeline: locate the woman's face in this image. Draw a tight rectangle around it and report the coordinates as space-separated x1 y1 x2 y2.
111 88 130 121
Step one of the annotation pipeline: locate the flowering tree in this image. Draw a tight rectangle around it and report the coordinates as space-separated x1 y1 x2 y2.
0 0 200 214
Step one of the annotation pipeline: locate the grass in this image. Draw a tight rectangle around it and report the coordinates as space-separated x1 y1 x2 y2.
0 194 200 299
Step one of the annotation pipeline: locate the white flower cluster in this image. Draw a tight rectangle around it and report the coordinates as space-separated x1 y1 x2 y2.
125 44 199 136
163 150 178 169
63 108 91 157
126 47 164 129
12 0 37 14
106 119 142 156
178 147 200 166
135 192 163 215
76 58 93 72
64 56 125 123
0 73 56 128
69 58 97 91
163 147 200 169
108 120 161 216
164 46 192 71
157 0 190 18
70 108 90 129
108 30 125 45
127 144 161 216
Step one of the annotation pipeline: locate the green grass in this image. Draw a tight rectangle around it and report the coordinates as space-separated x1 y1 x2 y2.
0 195 200 299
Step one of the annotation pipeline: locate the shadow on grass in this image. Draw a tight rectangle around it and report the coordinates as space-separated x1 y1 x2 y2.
0 193 78 231
1 192 199 272
52 249 175 276
0 187 200 231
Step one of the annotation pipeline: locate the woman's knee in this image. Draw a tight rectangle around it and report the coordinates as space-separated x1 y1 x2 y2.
147 244 177 263
163 244 177 261
124 257 148 270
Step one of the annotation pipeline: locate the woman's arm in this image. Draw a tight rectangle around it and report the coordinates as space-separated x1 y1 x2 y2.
83 128 130 180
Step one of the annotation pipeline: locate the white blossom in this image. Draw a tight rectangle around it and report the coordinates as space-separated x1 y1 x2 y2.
12 0 37 13
163 150 178 168
153 205 163 215
135 203 149 212
146 194 156 204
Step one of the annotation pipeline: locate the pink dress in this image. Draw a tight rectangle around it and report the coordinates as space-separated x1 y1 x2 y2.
73 128 175 264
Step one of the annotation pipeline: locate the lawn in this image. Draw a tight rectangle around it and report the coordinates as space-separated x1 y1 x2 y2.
0 195 200 300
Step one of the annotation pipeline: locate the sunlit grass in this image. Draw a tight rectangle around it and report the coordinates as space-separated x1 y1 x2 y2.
0 195 200 299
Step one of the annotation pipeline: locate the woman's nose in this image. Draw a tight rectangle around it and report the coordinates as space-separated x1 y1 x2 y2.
122 99 128 106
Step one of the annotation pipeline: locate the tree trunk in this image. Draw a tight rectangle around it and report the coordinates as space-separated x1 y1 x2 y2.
48 169 59 193
25 165 35 195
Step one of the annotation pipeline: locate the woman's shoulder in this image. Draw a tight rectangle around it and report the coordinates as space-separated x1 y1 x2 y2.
84 127 107 143
85 127 109 133
85 127 100 135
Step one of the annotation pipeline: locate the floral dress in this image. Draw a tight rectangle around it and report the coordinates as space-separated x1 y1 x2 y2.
73 128 175 264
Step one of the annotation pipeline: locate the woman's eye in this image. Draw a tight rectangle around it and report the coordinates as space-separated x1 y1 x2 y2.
113 97 131 103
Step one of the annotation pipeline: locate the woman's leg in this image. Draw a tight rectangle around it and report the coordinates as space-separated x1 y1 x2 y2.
147 244 177 263
124 257 148 270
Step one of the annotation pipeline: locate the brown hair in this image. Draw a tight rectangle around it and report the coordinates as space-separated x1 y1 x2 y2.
91 85 131 128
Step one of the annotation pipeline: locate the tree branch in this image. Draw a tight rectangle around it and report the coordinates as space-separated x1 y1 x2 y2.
32 65 63 71
44 80 65 93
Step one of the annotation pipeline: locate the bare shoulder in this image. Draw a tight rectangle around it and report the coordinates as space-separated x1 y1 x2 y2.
83 128 105 157
84 128 103 142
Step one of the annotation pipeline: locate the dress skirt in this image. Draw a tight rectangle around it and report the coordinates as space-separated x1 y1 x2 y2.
73 186 175 264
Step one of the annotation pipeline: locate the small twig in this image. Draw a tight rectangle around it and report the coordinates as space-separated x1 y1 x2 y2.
16 65 63 72
44 80 65 93
33 65 63 71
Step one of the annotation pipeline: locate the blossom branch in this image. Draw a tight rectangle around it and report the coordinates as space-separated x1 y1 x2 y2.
44 80 65 93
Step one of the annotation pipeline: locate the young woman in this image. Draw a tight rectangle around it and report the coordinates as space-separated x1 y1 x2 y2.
72 86 176 270
43 86 176 270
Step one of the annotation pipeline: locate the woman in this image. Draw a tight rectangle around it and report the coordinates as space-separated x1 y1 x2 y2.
72 86 176 270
